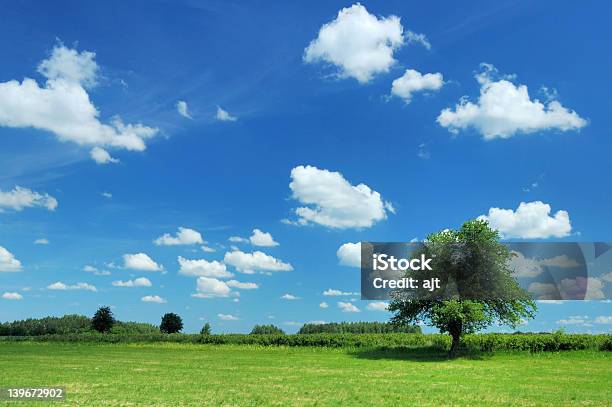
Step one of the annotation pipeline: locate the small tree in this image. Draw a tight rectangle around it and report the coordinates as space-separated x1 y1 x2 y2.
160 313 183 334
250 324 285 335
389 219 536 357
91 306 115 333
200 322 211 335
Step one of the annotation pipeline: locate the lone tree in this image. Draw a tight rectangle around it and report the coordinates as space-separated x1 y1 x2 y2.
91 306 115 333
200 322 211 335
388 219 536 357
160 313 183 334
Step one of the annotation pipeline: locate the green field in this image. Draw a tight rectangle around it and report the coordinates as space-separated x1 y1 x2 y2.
0 342 610 406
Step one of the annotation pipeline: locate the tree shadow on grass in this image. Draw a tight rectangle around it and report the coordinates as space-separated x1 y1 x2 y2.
349 346 491 362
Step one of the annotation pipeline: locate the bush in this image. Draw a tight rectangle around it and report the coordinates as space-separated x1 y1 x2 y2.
91 307 115 333
298 321 421 334
160 313 183 334
250 324 285 335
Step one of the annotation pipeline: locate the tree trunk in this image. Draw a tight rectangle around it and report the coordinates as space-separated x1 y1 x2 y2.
449 332 461 358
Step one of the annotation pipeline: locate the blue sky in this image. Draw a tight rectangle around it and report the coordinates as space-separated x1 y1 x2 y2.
0 0 610 333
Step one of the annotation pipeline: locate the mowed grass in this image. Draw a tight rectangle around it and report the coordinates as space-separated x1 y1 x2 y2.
0 342 610 406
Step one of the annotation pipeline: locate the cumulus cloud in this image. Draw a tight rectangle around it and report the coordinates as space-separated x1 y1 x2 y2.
216 106 237 122
437 63 586 139
0 44 158 158
406 31 431 50
176 100 192 119
391 69 444 103
0 246 22 272
47 281 97 292
304 3 404 83
201 245 216 253
287 165 393 229
323 289 358 296
479 201 571 238
594 316 612 324
508 251 580 278
249 229 279 247
281 293 300 300
366 301 389 311
141 295 166 303
123 253 163 272
319 301 329 309
90 146 119 165
229 236 248 243
112 277 152 287
224 250 293 274
82 265 110 276
218 313 238 321
192 276 232 298
178 256 233 278
0 186 58 212
338 301 360 312
154 227 203 246
34 238 50 245
226 280 259 290
337 242 361 267
2 292 23 300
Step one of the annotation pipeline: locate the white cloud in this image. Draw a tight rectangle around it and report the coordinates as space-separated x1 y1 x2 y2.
249 229 279 247
338 301 360 312
192 277 231 298
594 316 612 324
437 63 586 139
47 281 97 292
229 236 248 243
112 277 152 287
176 100 192 119
557 315 588 325
216 106 237 122
34 238 50 245
0 246 22 272
141 295 166 303
0 186 58 212
2 292 23 300
319 301 329 309
479 201 571 239
508 251 580 278
101 192 112 199
0 44 158 158
323 289 358 296
304 3 404 83
226 280 259 290
201 245 216 253
406 31 431 50
178 256 232 278
83 265 98 273
366 301 389 311
281 293 300 300
224 250 293 274
337 242 361 267
90 146 119 165
391 69 444 103
123 253 163 272
218 313 239 321
560 277 604 300
154 227 204 246
288 165 393 229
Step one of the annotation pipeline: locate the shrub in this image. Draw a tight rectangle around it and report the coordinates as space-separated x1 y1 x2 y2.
0 315 91 336
92 307 115 333
160 313 183 334
298 321 421 334
250 324 285 335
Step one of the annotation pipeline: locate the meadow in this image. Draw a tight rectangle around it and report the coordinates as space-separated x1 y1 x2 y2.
1 342 610 406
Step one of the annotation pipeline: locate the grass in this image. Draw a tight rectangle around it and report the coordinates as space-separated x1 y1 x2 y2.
0 342 610 406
